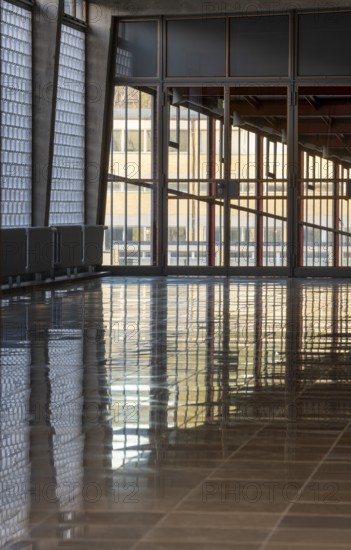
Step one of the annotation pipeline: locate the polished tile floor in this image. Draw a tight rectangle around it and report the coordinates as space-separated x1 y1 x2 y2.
1 276 351 549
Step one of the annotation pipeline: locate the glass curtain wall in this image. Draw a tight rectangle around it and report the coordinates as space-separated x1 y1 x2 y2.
104 83 289 271
107 14 351 275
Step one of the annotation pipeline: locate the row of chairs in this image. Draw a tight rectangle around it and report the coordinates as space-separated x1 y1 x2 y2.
1 225 106 283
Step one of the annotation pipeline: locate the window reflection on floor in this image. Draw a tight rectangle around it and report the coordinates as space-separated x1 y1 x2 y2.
1 278 351 548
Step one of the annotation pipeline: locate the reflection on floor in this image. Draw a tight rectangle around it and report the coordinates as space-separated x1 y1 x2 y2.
1 276 351 549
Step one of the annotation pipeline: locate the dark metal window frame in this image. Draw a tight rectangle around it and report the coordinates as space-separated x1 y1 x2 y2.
104 10 351 276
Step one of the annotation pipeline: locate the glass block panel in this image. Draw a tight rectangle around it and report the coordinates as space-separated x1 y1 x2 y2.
0 0 32 228
49 25 85 225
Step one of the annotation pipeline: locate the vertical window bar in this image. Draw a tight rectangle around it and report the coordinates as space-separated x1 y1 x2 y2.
320 156 323 265
327 161 330 265
347 168 350 266
348 168 350 267
344 167 346 266
138 91 142 265
306 154 309 265
303 154 306 266
257 135 263 267
151 91 157 267
176 106 180 264
238 128 241 267
334 162 339 267
314 155 317 266
207 117 213 267
273 141 277 266
245 131 251 265
219 120 223 179
187 107 190 265
340 167 344 266
124 86 128 265
265 138 270 265
306 153 310 266
325 161 328 265
110 134 114 265
283 143 287 265
197 113 200 266
300 151 306 267
219 121 223 265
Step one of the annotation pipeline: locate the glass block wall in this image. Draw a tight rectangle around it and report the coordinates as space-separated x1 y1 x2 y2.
49 24 85 225
0 0 32 228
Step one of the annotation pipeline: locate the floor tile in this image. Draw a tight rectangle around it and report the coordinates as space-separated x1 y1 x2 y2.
2 277 351 550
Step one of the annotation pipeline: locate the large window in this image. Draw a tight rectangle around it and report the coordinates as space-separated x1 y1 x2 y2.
0 0 32 228
108 14 351 275
49 24 85 225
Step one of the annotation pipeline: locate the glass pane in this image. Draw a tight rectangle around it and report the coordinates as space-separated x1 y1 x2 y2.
230 87 288 267
298 12 351 76
230 15 289 77
104 86 158 266
298 87 351 267
167 87 224 267
166 19 226 77
116 21 158 77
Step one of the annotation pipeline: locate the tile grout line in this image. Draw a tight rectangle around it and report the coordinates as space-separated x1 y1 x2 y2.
129 378 317 549
129 422 269 550
259 419 351 550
